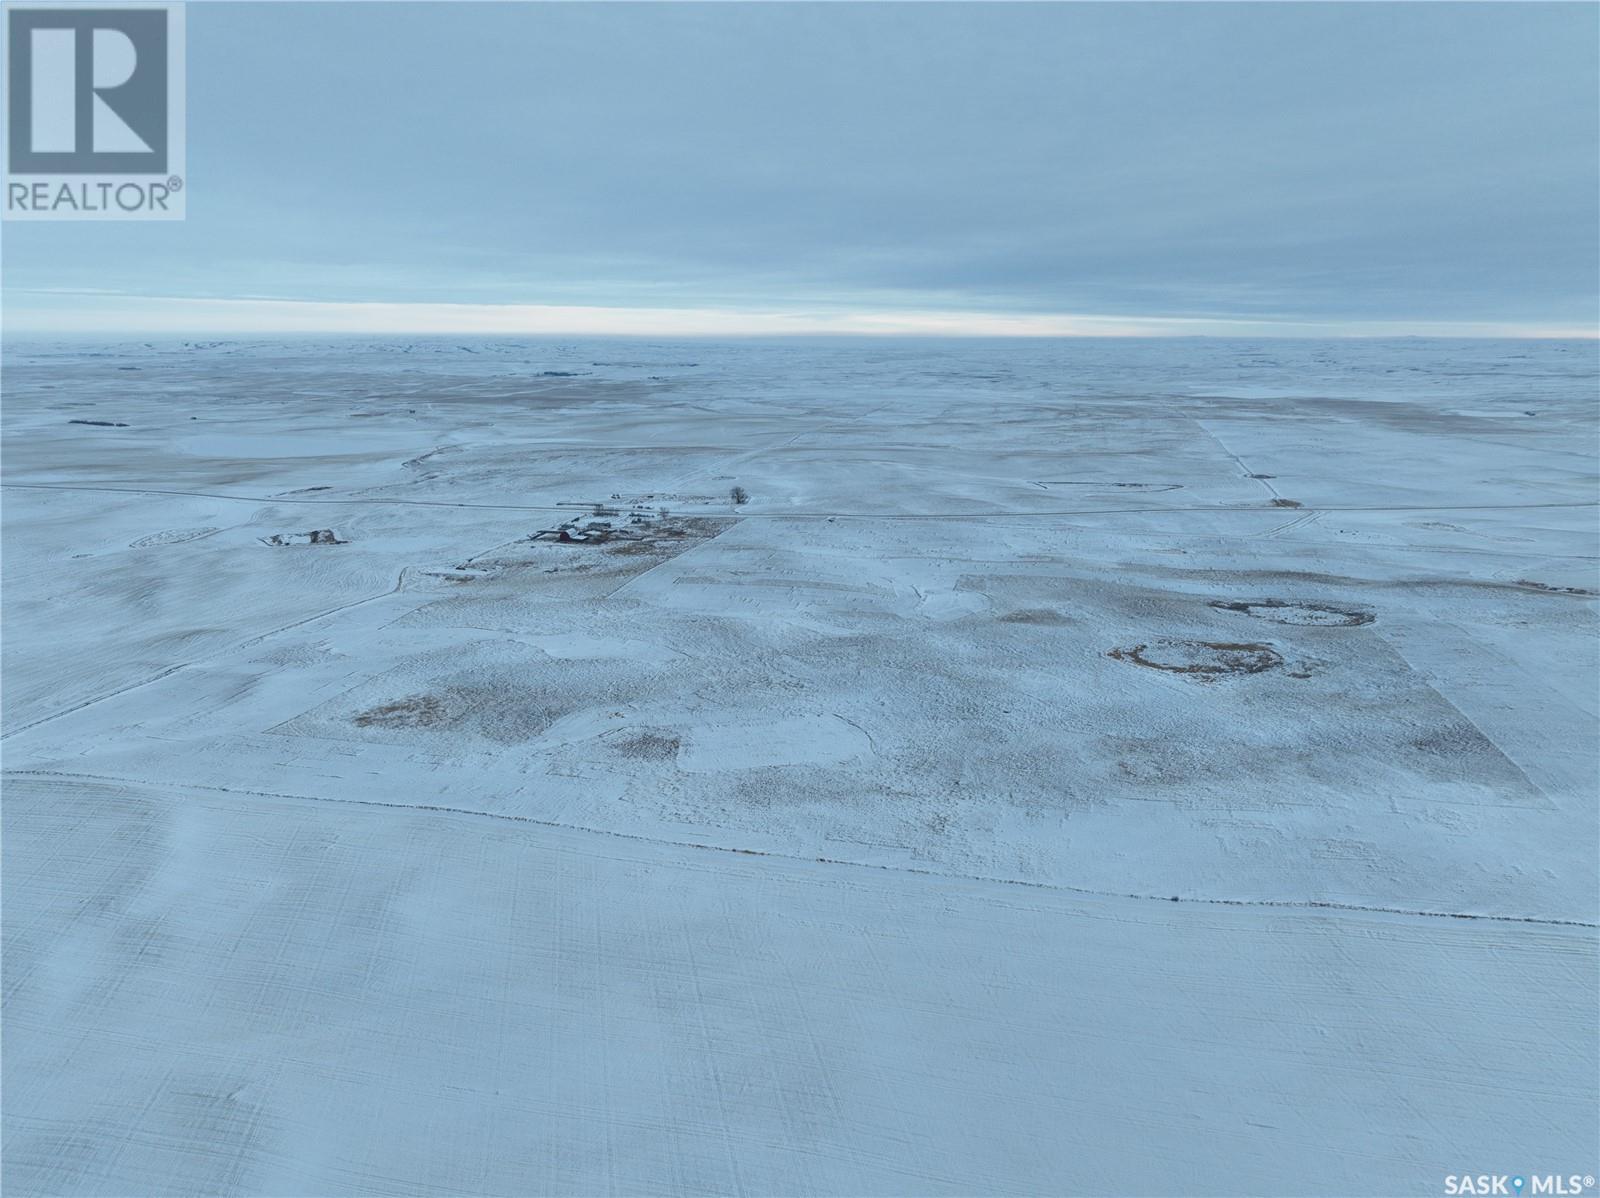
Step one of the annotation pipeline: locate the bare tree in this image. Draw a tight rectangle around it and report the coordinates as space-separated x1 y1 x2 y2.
730 486 749 505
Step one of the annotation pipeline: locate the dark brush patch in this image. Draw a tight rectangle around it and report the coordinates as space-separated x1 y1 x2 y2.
998 608 1073 625
1209 599 1375 627
1108 639 1283 678
609 731 682 761
352 695 447 728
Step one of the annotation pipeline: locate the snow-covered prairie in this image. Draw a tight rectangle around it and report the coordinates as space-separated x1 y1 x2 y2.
3 337 1597 1195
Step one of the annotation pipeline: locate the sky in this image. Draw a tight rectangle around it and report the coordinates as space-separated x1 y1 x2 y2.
5 1 1598 337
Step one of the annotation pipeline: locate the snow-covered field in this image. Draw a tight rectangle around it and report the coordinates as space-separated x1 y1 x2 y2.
4 337 1597 1195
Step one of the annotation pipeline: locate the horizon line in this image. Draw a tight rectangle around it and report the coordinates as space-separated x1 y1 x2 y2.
4 293 1596 340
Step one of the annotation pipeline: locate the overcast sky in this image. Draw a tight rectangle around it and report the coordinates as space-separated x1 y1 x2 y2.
6 2 1597 336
